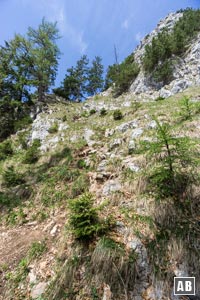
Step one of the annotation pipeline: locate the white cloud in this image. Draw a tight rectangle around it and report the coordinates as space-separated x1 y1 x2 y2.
121 19 129 29
18 0 88 54
64 25 88 54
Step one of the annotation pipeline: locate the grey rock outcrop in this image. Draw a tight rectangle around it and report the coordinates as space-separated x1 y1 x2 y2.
129 12 200 100
102 179 121 195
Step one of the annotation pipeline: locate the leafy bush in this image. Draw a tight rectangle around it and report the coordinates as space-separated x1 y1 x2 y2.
152 60 174 84
48 122 58 134
90 109 96 115
3 166 25 187
62 115 67 122
68 193 111 240
0 140 13 161
113 109 123 120
0 192 19 207
23 139 41 164
100 108 107 116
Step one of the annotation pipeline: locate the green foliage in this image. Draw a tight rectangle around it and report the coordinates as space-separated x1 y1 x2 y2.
86 56 104 96
23 139 40 164
27 18 60 101
0 98 33 141
144 118 195 198
62 115 67 122
90 109 96 115
179 96 192 120
0 35 32 101
55 166 80 182
0 18 60 102
48 122 58 133
0 192 20 207
2 166 25 187
28 241 47 259
14 115 32 131
100 108 107 116
0 140 13 161
152 60 174 84
91 237 136 297
105 54 140 96
143 9 200 84
113 109 123 120
155 96 165 101
54 55 104 100
54 55 89 101
70 174 89 198
77 159 87 169
17 132 28 150
0 99 15 140
68 193 111 240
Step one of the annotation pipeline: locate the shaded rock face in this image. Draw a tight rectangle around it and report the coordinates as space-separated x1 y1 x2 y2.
129 12 200 100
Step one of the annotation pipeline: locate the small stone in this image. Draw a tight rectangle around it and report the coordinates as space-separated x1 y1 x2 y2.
26 221 38 226
84 129 95 146
58 123 69 131
116 120 138 133
131 128 143 138
147 120 157 129
97 160 107 172
128 163 140 172
102 180 121 195
128 140 136 154
109 138 122 150
31 282 47 299
28 270 37 284
159 88 172 99
105 128 115 137
50 224 58 236
102 284 112 300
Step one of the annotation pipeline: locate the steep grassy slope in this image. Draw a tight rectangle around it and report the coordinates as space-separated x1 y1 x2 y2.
0 88 200 300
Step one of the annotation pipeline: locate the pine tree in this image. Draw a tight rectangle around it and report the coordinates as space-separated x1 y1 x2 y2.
86 56 104 96
27 18 60 101
144 118 194 198
0 18 60 102
54 55 89 101
0 35 32 101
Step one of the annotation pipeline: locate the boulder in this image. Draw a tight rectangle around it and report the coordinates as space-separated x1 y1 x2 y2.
102 179 121 195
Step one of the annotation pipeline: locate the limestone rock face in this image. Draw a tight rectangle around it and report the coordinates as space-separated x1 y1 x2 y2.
129 12 200 100
30 115 51 142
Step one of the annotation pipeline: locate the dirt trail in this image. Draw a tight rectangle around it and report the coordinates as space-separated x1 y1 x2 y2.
0 225 44 298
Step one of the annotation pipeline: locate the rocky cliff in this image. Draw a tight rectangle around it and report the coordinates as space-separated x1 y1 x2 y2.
129 12 200 100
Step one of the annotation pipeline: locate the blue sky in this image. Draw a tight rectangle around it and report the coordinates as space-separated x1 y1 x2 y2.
0 0 199 87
